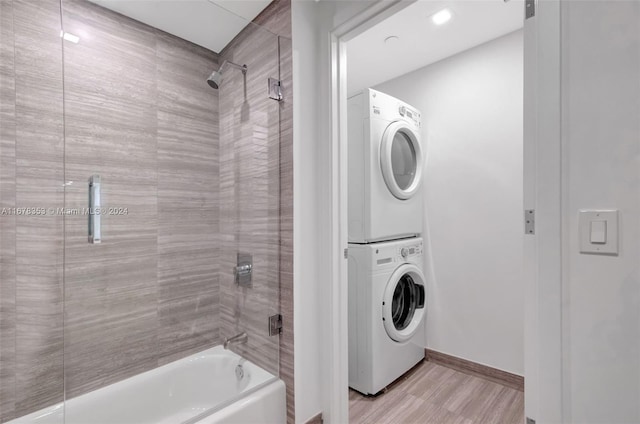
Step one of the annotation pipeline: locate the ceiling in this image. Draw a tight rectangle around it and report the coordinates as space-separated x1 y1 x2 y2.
346 0 524 96
88 0 273 53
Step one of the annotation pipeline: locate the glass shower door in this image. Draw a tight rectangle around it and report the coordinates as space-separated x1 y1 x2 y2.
0 0 65 422
58 0 282 422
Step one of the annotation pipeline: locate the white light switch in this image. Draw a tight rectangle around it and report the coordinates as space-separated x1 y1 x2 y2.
590 220 607 244
579 210 618 255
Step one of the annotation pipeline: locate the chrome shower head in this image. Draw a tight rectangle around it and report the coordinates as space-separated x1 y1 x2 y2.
207 70 222 89
206 60 247 90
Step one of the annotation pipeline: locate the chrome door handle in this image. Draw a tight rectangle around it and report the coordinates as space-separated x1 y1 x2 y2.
88 175 101 244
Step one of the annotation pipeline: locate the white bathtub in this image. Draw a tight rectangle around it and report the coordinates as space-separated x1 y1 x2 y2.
9 346 285 424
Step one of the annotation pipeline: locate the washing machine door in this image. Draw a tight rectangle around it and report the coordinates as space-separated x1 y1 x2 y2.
380 121 423 200
382 263 426 342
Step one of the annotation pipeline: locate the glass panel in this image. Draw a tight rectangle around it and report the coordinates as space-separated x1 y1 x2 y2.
390 131 417 190
59 0 280 422
0 0 65 422
218 24 281 378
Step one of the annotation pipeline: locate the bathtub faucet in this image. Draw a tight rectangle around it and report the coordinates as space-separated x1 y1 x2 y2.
223 332 248 349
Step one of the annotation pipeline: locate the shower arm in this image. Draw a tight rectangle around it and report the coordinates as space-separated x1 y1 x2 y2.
220 60 247 75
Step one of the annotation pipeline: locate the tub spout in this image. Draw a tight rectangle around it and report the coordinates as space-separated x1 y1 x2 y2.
223 332 248 349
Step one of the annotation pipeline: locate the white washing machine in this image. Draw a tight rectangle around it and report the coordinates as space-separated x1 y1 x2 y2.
348 88 424 244
348 238 426 395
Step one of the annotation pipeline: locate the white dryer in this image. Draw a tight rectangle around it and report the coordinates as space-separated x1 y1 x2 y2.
348 88 424 243
348 238 426 395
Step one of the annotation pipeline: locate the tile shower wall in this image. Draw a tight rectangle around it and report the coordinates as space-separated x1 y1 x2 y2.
0 0 220 420
154 30 220 367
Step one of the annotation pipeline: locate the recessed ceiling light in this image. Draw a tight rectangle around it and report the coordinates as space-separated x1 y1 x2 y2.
431 9 452 26
60 31 80 44
384 35 399 44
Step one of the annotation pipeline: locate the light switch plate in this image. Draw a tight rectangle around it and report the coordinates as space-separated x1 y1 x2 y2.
579 210 618 255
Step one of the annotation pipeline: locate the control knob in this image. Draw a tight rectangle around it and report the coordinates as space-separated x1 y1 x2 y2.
400 247 409 258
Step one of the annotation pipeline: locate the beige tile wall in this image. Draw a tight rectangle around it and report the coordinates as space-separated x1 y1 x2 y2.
155 30 221 367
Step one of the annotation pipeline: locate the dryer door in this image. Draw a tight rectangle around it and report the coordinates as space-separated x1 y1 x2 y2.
382 263 426 342
380 121 423 200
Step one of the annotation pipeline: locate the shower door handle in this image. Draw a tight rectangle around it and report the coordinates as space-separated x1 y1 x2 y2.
88 175 101 244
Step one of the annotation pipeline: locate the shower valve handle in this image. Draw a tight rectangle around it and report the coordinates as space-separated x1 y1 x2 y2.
234 253 253 287
236 263 252 275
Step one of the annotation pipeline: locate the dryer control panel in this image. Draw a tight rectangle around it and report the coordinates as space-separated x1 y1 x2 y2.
398 104 421 128
366 89 421 129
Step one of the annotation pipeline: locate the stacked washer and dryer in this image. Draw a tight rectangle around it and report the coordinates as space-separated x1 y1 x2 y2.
348 89 426 396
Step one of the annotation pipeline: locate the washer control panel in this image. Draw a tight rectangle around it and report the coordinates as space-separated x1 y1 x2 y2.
399 241 422 259
374 240 423 266
398 104 421 128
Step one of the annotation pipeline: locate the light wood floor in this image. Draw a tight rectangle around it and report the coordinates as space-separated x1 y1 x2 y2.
349 360 524 424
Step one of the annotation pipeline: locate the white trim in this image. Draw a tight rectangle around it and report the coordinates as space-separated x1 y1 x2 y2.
523 2 539 419
523 0 564 422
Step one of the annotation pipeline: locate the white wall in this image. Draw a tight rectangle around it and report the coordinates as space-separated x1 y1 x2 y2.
292 1 322 422
375 30 524 375
292 1 374 423
561 1 640 422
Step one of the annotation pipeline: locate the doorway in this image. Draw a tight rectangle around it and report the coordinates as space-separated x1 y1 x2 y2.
330 1 531 422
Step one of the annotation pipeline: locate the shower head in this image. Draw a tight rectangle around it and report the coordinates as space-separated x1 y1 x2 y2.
207 70 222 89
207 60 247 89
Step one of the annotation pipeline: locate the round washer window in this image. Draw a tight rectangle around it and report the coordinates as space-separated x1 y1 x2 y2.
382 264 426 343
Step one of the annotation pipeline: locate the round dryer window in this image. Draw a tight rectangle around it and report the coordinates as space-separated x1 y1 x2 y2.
382 264 426 342
380 121 423 200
